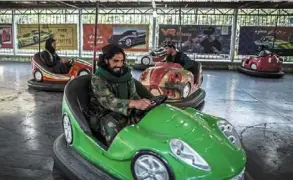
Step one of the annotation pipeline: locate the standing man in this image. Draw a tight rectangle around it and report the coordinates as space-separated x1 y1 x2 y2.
200 26 222 54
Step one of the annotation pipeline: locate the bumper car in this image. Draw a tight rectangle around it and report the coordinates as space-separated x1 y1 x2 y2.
53 75 246 180
133 47 167 70
27 52 92 91
139 61 205 109
238 50 285 78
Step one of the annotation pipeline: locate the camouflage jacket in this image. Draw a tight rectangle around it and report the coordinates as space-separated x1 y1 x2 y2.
90 68 141 117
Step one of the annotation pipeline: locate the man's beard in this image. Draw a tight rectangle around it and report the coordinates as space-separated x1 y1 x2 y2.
107 66 126 76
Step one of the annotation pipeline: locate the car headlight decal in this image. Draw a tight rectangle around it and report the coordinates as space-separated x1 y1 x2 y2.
170 139 211 171
217 120 242 149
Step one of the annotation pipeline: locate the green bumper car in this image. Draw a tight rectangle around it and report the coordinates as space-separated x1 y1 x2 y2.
53 75 246 180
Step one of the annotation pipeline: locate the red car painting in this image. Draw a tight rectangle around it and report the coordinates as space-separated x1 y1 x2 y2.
1 29 11 42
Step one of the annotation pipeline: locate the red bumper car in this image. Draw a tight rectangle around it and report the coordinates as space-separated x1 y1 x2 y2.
139 61 205 108
28 52 92 91
238 50 285 78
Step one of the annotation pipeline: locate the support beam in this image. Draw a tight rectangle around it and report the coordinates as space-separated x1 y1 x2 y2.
12 9 16 55
92 1 99 74
179 6 182 51
78 8 83 58
38 7 41 53
230 8 238 62
151 0 157 49
152 12 157 49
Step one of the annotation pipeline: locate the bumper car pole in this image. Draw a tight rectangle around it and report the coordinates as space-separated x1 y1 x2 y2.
92 1 99 74
38 2 41 53
179 6 182 51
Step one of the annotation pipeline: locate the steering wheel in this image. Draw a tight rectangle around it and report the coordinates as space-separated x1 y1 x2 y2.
67 58 75 66
136 95 168 118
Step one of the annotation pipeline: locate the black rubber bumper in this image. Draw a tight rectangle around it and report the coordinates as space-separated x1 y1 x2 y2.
53 134 117 180
132 64 152 70
238 66 285 78
27 79 66 92
166 88 206 109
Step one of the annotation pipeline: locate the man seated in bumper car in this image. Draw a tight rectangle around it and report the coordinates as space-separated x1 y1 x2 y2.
163 41 200 83
41 37 71 74
89 44 152 145
138 41 205 109
53 45 245 180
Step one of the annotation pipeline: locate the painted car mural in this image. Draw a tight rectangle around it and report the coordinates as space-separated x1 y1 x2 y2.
254 36 293 50
18 30 53 48
108 30 146 48
1 29 11 43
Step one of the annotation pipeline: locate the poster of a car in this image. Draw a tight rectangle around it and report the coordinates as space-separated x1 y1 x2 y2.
108 27 147 49
17 30 53 48
254 35 293 50
83 24 149 52
238 26 293 56
158 25 232 54
0 24 13 49
17 24 77 50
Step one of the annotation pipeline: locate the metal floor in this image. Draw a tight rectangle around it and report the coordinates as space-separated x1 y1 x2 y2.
0 61 292 180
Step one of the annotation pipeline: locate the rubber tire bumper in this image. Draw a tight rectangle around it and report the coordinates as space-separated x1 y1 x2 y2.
132 64 152 70
166 88 206 109
238 66 285 78
27 79 66 92
53 134 117 180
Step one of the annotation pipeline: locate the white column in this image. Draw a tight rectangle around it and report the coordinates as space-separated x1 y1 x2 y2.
12 9 16 55
78 8 83 58
230 8 238 62
152 10 157 49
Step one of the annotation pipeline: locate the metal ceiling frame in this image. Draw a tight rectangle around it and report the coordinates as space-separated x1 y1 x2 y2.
1 1 293 9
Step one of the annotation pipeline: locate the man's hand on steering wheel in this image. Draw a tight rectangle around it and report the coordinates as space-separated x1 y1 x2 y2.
129 99 151 110
61 57 69 64
66 58 75 66
134 95 168 118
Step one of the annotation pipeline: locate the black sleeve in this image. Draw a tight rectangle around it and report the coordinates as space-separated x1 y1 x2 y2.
200 39 207 48
55 53 61 63
215 40 222 51
180 53 194 69
41 51 54 67
165 54 173 62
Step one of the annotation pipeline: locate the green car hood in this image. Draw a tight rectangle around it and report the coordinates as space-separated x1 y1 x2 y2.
106 104 246 174
274 40 293 48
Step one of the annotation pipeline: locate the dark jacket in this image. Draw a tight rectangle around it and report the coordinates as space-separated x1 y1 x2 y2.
165 51 195 69
41 49 61 67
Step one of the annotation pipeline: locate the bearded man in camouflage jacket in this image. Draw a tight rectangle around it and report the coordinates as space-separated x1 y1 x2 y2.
89 44 151 146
